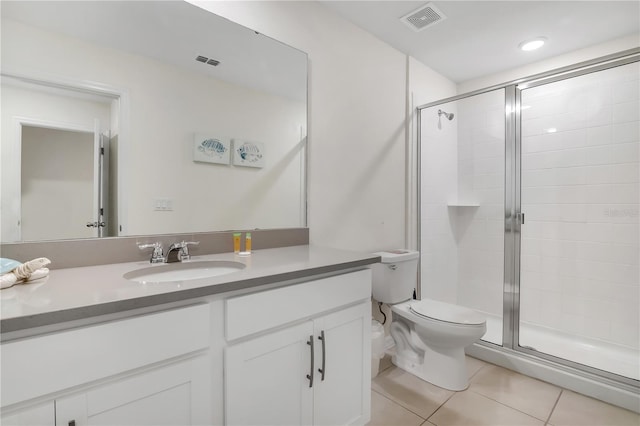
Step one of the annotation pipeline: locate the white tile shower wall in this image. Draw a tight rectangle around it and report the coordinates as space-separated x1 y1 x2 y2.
520 62 640 350
455 90 506 320
420 104 459 303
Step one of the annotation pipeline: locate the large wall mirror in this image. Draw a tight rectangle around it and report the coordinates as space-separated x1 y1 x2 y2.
1 0 308 243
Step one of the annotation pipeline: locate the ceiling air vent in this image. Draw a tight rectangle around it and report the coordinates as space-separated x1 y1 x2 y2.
400 2 447 32
195 56 221 67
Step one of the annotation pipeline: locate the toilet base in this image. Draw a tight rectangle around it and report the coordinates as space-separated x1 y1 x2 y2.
392 344 469 391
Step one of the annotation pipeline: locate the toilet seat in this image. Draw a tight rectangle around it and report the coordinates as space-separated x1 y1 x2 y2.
409 299 485 325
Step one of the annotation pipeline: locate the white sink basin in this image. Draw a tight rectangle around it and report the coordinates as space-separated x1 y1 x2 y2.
123 260 245 283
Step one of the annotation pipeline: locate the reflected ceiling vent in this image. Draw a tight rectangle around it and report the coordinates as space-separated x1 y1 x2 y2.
400 2 447 32
195 55 220 66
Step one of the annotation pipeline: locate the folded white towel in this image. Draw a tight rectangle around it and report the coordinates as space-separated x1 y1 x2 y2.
12 257 51 279
0 258 51 290
0 272 18 289
0 267 50 289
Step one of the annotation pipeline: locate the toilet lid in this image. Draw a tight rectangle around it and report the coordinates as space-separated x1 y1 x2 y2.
409 299 485 325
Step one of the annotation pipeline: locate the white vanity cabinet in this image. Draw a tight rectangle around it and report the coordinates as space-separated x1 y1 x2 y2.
1 265 374 426
1 402 54 426
52 355 209 426
1 304 212 426
225 269 372 425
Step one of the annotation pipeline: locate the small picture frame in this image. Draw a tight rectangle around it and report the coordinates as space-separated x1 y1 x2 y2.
193 134 231 165
233 139 265 168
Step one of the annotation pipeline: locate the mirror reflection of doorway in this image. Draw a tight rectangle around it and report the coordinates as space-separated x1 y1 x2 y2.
20 125 107 241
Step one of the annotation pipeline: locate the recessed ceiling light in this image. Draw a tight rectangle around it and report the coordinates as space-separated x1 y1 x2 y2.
519 37 547 51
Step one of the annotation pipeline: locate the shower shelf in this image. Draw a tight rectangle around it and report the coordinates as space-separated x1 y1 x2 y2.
447 202 480 207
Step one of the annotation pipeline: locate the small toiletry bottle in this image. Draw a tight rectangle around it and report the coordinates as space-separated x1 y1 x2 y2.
245 232 252 254
233 233 241 254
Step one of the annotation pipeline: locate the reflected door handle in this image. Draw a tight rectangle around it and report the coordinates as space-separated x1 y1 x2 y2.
86 222 106 228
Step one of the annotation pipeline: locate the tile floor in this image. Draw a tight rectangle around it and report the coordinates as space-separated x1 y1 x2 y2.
368 355 640 426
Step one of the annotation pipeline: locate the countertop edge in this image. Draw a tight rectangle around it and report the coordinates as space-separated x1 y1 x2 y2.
1 256 380 335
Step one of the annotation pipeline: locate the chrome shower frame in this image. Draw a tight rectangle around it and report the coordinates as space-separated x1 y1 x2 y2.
415 47 640 410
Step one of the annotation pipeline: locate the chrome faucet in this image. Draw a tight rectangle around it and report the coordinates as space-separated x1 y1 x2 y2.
165 241 200 263
138 241 199 263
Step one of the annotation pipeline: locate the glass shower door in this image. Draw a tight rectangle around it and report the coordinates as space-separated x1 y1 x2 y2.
518 62 640 380
419 88 506 346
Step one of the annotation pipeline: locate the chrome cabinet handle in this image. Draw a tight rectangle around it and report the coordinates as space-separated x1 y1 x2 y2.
318 330 326 381
306 335 314 388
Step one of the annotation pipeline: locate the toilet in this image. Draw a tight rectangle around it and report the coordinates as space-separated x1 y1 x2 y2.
371 249 486 391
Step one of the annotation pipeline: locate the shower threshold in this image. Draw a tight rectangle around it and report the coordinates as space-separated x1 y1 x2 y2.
481 313 639 381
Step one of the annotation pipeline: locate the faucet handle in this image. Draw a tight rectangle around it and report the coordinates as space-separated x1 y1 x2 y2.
178 240 199 261
138 242 164 263
181 240 199 247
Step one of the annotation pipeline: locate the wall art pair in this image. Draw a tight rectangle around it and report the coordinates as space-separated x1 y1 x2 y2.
193 134 264 168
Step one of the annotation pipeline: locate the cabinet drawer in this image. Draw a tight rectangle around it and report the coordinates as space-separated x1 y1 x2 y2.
1 303 209 407
226 269 371 340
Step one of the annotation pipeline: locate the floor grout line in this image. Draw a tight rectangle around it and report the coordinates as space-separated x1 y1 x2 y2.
465 386 555 422
545 389 563 425
371 388 427 421
466 361 565 422
425 388 457 423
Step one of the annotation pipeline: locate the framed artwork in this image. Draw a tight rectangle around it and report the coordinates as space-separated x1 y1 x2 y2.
233 140 265 168
193 134 231 165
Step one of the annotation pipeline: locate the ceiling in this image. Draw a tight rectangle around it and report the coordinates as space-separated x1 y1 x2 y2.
320 1 640 83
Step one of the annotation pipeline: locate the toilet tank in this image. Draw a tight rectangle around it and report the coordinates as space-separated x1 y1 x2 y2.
371 250 419 304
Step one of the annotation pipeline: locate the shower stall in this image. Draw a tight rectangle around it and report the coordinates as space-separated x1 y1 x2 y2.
417 49 639 409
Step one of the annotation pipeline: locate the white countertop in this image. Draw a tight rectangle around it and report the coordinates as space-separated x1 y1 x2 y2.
1 245 380 334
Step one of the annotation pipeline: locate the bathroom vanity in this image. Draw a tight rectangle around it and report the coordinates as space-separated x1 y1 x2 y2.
0 246 378 426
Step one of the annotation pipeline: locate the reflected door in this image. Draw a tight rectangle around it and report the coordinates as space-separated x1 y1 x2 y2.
20 125 100 241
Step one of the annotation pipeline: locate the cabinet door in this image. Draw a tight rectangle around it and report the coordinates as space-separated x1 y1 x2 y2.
225 321 314 425
55 356 210 426
1 401 54 426
313 303 370 426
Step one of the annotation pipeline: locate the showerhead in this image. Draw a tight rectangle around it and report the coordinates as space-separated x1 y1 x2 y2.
438 109 454 120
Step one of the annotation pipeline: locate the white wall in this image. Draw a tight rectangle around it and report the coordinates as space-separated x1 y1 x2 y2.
191 1 408 252
1 18 306 238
